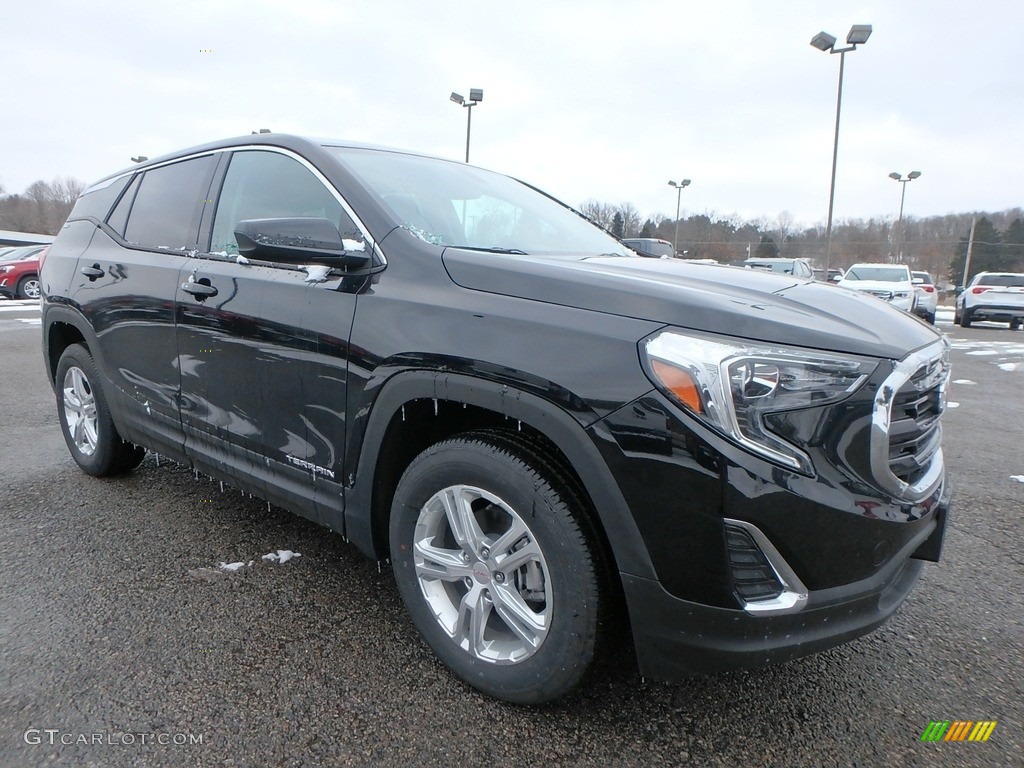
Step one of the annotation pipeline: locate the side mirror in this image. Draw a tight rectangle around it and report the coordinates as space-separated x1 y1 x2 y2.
234 218 369 267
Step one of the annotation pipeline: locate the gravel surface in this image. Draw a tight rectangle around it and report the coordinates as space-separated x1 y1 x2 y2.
1 310 1021 767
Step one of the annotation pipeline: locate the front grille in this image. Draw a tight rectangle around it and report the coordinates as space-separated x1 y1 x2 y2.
889 381 943 481
871 339 949 501
867 289 894 301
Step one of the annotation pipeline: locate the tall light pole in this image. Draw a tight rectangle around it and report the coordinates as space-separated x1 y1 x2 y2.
450 88 483 163
668 179 691 257
888 170 921 263
811 24 872 275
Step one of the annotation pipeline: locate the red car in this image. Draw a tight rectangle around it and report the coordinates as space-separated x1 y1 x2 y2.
0 245 47 299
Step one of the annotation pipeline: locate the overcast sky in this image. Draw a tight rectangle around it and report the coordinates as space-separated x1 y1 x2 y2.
3 0 1022 228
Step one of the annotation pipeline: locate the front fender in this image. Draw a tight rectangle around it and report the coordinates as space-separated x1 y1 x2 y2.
344 369 657 581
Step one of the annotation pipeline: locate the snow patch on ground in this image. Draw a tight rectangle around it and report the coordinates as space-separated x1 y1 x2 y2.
192 550 302 577
1010 475 1024 484
219 561 253 572
966 350 998 356
996 362 1018 371
952 379 976 384
262 550 301 564
946 402 960 408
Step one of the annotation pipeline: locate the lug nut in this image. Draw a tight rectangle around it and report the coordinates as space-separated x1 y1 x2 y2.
480 547 490 558
493 571 505 583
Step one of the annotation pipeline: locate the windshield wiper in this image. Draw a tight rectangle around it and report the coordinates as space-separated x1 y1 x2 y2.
451 246 529 255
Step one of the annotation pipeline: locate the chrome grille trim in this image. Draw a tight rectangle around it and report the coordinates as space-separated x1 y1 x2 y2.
870 338 950 502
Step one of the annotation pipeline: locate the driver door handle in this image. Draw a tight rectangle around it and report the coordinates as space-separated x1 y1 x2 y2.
181 280 218 300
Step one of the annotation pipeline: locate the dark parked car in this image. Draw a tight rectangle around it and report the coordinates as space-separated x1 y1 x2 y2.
0 244 47 299
743 257 814 279
41 134 951 704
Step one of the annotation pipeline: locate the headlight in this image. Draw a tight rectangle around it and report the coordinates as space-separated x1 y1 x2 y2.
0 265 13 273
892 291 910 299
642 330 877 474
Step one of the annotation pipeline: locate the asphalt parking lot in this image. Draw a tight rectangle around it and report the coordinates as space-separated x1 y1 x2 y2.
1 300 1021 767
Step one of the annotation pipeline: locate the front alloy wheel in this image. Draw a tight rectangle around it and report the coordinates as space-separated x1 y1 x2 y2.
390 433 603 704
413 484 551 664
18 275 41 300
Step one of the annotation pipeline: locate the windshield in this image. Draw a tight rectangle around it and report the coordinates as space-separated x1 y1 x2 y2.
845 266 909 282
326 147 629 257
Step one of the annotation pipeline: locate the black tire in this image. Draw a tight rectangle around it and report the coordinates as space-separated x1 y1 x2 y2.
55 344 145 476
1011 318 1021 331
925 311 935 325
959 309 972 328
389 433 603 704
17 274 41 300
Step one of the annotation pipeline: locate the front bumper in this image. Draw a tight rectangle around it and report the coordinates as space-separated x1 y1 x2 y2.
624 555 925 679
623 477 948 680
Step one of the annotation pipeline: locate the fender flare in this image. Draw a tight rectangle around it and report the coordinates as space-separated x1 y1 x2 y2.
344 370 656 580
41 304 101 385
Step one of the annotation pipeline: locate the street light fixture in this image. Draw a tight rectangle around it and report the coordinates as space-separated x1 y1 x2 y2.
668 179 691 257
450 88 483 163
889 170 921 263
811 23 872 274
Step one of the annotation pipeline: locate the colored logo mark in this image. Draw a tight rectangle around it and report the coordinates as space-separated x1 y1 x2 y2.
920 721 997 742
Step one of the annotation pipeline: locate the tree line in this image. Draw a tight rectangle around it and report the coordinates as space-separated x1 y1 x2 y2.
0 178 86 236
580 199 1024 286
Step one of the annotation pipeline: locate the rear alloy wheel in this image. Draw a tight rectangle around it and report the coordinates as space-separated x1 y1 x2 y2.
17 275 41 300
56 344 145 476
390 433 602 704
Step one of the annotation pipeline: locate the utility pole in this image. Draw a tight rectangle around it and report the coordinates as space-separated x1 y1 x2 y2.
962 216 977 287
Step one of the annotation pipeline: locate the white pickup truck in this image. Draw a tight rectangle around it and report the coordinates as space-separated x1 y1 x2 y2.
955 272 1024 329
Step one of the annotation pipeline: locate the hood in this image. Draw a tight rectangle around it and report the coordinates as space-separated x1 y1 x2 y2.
441 250 939 360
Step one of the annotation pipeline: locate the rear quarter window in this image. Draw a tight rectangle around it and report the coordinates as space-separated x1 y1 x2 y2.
67 175 133 223
123 155 217 251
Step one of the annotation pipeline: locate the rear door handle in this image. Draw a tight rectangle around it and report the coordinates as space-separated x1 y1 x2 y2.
80 264 104 280
180 279 218 300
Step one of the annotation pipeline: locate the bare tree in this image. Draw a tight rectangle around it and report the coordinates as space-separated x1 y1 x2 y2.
616 202 642 238
578 199 616 231
0 177 85 234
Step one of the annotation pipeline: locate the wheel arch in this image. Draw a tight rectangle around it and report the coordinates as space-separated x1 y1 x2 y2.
43 306 94 387
345 370 656 582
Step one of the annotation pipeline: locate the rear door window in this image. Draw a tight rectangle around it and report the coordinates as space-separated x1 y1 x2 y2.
123 155 216 250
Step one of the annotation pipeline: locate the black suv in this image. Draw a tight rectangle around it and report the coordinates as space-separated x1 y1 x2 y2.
41 134 951 704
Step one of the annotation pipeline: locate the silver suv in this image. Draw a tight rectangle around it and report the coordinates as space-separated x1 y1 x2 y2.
911 271 937 324
955 272 1024 329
